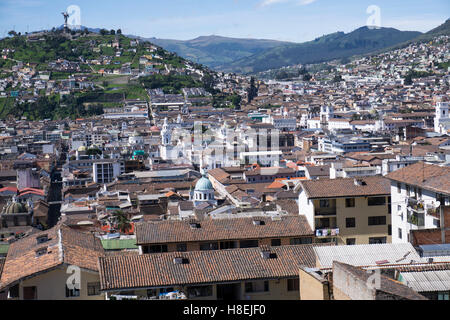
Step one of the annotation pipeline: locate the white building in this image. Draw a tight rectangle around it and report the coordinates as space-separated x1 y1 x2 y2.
386 162 450 243
93 161 121 184
434 101 450 134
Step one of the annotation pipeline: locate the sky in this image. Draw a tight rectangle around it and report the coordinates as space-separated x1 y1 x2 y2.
0 0 448 42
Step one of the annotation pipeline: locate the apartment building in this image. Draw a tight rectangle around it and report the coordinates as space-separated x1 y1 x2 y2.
296 176 392 245
386 162 450 243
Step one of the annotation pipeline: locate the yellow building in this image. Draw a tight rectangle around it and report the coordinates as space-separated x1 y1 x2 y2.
296 176 392 245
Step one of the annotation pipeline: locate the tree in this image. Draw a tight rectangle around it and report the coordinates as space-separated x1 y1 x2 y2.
110 29 116 35
99 29 108 36
333 73 343 83
112 210 131 234
404 74 412 85
116 29 122 35
247 77 258 103
230 94 241 109
303 73 312 81
8 30 17 37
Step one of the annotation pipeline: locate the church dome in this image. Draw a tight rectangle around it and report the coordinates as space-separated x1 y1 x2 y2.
3 201 27 214
194 175 213 191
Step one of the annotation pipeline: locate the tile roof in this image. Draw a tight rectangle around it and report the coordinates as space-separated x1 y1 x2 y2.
386 162 450 195
0 223 104 289
99 244 328 291
299 176 390 199
135 215 313 245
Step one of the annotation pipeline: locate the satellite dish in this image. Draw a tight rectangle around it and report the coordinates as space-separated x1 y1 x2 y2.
435 201 440 208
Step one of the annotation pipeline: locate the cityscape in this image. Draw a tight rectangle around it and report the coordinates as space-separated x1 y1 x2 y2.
0 0 449 307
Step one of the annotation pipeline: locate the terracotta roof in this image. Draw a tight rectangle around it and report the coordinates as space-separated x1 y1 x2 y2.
99 244 328 290
0 224 104 289
273 199 299 215
299 176 390 199
135 215 313 245
386 162 450 195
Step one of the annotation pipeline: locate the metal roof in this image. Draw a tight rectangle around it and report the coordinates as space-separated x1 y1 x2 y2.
314 243 423 269
401 270 450 292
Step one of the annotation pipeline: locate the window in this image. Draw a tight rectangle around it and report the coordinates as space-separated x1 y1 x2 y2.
87 282 100 296
35 248 47 257
200 242 219 251
397 182 401 193
65 284 80 298
345 198 355 208
368 197 386 206
187 285 213 297
287 279 299 292
388 224 392 236
36 235 49 244
398 228 402 239
346 238 356 245
346 218 356 228
245 281 269 293
160 287 174 294
368 216 386 226
433 219 440 228
438 292 449 300
290 237 312 245
271 239 281 246
239 240 259 248
23 286 37 300
176 243 187 252
146 245 168 253
319 199 329 208
147 289 157 297
9 284 19 299
220 241 236 249
369 237 387 244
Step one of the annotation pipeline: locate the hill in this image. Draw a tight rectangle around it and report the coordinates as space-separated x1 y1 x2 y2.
147 35 291 70
218 27 422 74
0 30 222 120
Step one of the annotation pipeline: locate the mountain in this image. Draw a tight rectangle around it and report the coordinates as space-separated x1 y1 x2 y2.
420 18 450 39
146 35 292 70
218 27 422 74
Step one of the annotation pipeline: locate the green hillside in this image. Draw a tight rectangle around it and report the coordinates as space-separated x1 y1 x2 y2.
148 35 291 70
219 27 422 74
0 30 218 120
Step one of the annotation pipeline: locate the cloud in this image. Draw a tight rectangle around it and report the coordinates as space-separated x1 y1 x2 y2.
260 0 317 7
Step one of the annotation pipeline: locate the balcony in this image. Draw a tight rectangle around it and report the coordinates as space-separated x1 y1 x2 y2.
315 228 340 237
407 198 425 214
407 211 425 227
314 208 337 216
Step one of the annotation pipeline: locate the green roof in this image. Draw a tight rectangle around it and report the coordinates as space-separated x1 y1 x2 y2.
0 244 9 255
101 239 138 250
